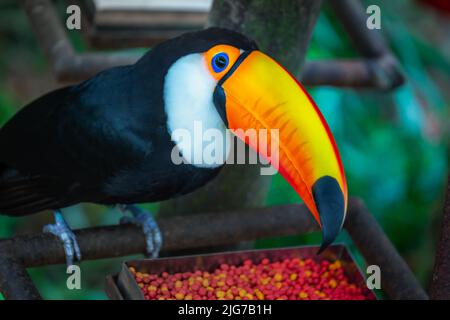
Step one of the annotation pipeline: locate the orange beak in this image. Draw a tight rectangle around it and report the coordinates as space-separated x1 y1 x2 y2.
214 50 348 252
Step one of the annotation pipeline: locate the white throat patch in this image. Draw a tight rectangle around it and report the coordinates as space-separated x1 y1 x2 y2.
163 53 230 168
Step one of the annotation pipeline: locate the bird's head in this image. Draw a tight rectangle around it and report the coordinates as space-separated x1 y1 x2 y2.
151 28 347 252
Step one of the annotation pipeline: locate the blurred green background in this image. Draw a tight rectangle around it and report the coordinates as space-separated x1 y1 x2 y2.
0 0 449 299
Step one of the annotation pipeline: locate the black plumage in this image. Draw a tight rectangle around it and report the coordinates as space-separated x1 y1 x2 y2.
0 28 257 216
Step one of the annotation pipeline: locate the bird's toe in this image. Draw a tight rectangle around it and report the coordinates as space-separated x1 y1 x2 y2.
43 211 81 266
118 205 162 258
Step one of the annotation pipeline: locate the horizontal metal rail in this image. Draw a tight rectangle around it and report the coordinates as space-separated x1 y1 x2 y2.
0 198 427 299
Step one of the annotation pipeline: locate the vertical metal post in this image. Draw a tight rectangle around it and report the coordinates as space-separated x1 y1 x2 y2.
430 176 450 299
345 199 428 299
0 255 41 300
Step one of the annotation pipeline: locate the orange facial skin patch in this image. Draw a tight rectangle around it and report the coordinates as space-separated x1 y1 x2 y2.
203 45 241 81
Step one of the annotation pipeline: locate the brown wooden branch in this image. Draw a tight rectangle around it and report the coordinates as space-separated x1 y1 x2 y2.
430 176 450 299
20 0 404 89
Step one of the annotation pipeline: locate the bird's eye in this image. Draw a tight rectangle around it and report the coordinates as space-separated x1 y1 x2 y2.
211 52 229 73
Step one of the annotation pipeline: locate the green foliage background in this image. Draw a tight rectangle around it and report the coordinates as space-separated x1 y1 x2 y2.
0 0 449 299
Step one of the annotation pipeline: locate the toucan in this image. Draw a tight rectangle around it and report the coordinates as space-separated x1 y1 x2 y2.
0 28 347 265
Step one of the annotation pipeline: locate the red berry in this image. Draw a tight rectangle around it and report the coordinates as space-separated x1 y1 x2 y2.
132 256 374 300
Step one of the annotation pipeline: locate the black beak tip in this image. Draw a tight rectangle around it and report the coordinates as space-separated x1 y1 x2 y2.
312 176 346 255
317 237 333 255
317 246 326 255
316 226 338 255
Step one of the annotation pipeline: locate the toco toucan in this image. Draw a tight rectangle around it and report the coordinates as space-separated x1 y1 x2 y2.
0 28 347 265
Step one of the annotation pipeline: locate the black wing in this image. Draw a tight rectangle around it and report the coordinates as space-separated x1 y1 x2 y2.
0 65 165 215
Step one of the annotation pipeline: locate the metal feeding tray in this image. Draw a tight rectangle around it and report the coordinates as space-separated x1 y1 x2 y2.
105 244 376 300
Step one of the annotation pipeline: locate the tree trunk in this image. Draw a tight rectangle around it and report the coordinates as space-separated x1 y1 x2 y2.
159 0 322 219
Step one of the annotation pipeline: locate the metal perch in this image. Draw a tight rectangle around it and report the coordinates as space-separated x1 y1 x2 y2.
0 198 427 300
430 176 450 299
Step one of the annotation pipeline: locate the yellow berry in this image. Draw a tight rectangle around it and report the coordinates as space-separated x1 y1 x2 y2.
274 273 283 281
175 292 185 300
255 290 264 300
299 292 308 299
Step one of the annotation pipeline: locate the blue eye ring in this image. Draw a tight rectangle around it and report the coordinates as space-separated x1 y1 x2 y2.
211 52 229 73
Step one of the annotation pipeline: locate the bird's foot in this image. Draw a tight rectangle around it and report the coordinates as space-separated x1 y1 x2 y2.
119 205 162 258
43 210 81 266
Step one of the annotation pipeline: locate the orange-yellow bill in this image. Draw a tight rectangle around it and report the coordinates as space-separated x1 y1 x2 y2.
215 50 348 252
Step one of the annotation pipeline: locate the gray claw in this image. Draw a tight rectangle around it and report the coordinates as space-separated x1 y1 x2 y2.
119 205 162 258
43 210 81 266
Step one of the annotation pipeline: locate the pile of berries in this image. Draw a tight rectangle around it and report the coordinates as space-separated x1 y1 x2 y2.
130 257 374 300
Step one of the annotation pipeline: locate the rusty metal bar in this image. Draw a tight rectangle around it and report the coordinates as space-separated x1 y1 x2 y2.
345 199 428 300
0 198 426 299
20 0 404 89
430 176 450 299
0 255 41 300
19 0 139 82
330 0 387 57
300 55 403 89
0 203 319 268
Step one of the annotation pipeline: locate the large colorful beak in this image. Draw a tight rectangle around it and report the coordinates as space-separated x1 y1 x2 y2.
214 51 348 252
